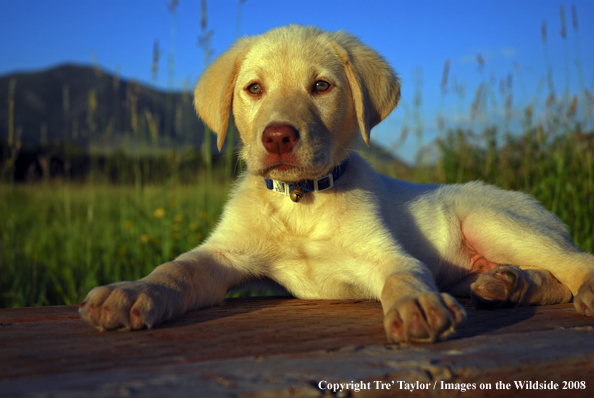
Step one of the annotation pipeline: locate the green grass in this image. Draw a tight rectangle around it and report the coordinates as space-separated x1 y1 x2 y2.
0 181 227 307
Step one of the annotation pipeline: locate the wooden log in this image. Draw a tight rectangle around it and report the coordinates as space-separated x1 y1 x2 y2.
1 298 593 397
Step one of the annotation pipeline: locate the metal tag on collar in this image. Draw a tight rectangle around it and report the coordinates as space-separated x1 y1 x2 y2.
313 172 334 192
290 185 304 202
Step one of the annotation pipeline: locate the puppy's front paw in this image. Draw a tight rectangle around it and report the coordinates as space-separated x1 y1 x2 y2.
79 282 159 331
383 292 466 344
574 277 594 317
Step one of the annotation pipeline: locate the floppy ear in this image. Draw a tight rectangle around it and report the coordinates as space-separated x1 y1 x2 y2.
331 33 401 146
194 37 253 151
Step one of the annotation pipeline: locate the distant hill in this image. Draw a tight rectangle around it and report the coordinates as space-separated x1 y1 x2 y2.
0 64 208 153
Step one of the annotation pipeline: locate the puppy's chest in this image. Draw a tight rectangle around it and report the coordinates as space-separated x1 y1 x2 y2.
262 209 379 299
267 236 373 299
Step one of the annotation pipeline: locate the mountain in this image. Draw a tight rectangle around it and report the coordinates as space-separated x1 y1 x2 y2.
0 64 208 152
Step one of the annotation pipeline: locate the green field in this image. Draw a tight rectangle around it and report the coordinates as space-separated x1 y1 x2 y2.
1 123 593 308
0 179 228 307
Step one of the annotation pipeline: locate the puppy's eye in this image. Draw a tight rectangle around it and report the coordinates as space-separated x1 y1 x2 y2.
313 80 331 93
247 83 263 95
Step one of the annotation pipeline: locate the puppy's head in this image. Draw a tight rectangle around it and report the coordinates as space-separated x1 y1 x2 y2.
194 25 400 182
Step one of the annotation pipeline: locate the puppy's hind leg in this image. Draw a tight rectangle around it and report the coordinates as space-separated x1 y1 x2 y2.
469 266 572 309
459 209 594 315
448 266 572 309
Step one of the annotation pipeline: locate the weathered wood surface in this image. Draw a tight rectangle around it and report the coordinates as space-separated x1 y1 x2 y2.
1 298 594 397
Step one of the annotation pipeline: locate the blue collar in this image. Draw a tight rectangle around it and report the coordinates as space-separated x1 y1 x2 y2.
264 159 349 202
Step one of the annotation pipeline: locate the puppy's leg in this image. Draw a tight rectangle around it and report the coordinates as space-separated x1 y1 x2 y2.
79 249 250 331
461 211 594 316
381 262 466 344
451 266 572 309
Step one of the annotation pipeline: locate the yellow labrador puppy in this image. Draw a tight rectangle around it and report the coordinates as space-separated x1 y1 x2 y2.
79 25 594 343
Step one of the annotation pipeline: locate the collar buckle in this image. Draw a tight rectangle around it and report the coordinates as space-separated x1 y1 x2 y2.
313 173 334 192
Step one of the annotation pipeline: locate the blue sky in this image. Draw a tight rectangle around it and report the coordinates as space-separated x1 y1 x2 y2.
1 0 593 162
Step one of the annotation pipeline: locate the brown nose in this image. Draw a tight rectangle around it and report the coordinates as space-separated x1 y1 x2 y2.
262 124 299 154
